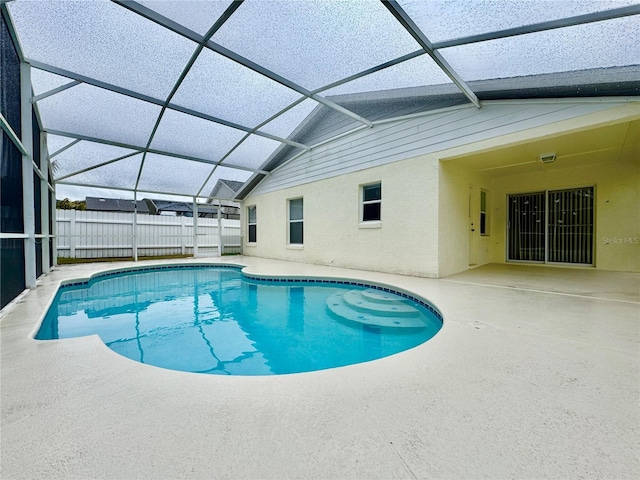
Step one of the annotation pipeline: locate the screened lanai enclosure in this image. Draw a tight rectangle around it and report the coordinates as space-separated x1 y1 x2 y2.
1 0 639 307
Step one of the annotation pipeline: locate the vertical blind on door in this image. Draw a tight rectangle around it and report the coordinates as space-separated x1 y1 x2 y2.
547 187 594 264
508 187 594 265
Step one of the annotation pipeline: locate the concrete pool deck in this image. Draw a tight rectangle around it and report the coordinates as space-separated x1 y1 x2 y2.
1 257 638 479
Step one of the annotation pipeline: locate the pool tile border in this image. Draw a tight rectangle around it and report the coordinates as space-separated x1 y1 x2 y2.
238 273 442 321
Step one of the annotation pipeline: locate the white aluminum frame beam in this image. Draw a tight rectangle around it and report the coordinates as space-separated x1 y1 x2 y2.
54 151 141 181
313 49 426 95
135 1 245 192
30 80 81 103
132 190 138 261
196 165 219 198
44 129 269 175
26 59 310 151
112 0 374 128
382 0 481 108
56 180 229 201
193 197 199 257
431 5 640 49
40 130 51 273
21 62 36 288
0 112 27 155
47 138 81 160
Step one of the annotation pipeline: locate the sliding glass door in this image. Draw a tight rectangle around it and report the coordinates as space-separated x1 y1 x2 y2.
507 187 594 265
547 187 594 264
507 192 546 262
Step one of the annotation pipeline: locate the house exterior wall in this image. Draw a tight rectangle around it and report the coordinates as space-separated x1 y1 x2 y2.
252 100 629 197
244 100 639 277
438 162 492 277
490 160 639 272
243 155 440 277
436 102 640 276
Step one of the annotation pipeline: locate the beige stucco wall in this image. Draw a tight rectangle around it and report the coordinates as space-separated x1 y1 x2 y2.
242 155 441 277
437 142 640 276
490 160 639 272
437 162 493 277
436 103 640 275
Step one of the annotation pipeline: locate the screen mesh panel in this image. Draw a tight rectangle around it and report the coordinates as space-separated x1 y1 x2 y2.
397 0 638 44
30 68 75 97
1 13 21 136
221 135 281 170
137 153 216 196
150 108 246 162
46 134 77 156
258 99 320 139
212 0 421 90
1 132 24 233
52 141 138 180
5 0 638 199
137 0 233 35
325 54 453 96
36 84 162 147
441 16 640 82
10 0 198 98
62 153 143 190
172 49 302 129
200 166 253 199
1 239 25 309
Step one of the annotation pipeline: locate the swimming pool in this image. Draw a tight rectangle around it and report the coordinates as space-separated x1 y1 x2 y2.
37 265 442 375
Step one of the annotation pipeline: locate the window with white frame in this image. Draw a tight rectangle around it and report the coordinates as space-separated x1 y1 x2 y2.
361 182 382 222
288 198 303 245
247 205 256 243
480 189 489 235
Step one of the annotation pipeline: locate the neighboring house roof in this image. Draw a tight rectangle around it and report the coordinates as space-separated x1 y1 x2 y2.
209 179 246 200
85 197 150 213
220 180 245 193
148 199 219 216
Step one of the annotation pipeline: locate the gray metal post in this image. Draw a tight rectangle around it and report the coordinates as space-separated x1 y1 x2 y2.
21 62 36 288
69 209 76 258
133 191 138 261
192 197 198 257
181 216 186 255
52 183 57 266
40 131 50 273
217 199 223 257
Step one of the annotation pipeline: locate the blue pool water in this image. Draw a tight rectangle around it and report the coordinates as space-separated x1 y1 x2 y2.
37 266 442 375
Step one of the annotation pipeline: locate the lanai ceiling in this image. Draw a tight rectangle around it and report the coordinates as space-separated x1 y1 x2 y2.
2 0 639 201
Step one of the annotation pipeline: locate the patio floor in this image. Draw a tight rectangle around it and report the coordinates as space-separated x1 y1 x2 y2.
1 257 638 479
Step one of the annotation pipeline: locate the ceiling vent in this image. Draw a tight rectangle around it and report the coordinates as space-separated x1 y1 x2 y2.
539 153 557 164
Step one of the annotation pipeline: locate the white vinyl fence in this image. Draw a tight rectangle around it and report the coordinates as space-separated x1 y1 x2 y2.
56 210 241 259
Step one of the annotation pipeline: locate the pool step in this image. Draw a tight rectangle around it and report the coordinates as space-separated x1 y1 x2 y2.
326 290 426 329
342 289 418 317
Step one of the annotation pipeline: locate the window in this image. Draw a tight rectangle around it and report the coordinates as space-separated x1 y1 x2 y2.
247 205 256 243
288 198 303 245
362 182 381 222
480 189 488 235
